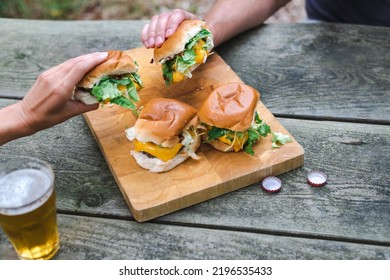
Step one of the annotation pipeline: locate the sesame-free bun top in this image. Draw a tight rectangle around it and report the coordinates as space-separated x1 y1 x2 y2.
134 98 198 147
154 20 209 63
198 83 260 132
77 50 138 89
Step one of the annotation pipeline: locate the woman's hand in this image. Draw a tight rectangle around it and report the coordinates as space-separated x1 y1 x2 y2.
17 52 108 135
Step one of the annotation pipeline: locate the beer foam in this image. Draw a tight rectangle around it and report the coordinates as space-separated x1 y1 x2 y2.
0 169 53 215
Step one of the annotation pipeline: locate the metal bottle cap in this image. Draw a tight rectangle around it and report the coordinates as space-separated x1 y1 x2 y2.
307 170 327 187
261 176 282 193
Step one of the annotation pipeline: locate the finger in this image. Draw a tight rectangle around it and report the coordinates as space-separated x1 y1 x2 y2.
154 13 170 47
42 52 107 82
55 100 99 123
141 23 150 47
166 10 198 38
63 52 108 88
147 15 159 48
65 100 99 117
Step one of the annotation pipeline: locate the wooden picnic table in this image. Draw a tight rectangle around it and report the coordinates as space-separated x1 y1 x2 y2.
0 18 389 259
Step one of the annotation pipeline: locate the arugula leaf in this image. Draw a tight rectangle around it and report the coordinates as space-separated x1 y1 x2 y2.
249 112 271 137
202 111 292 155
242 112 271 155
254 111 262 123
162 61 174 85
207 126 227 141
271 132 292 148
258 122 271 137
243 129 260 156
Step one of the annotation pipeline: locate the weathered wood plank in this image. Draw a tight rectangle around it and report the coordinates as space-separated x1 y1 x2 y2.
1 99 389 243
0 19 146 99
217 23 390 122
0 19 388 122
1 214 389 260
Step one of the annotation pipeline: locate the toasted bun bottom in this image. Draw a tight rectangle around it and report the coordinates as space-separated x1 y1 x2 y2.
131 151 190 173
201 134 234 152
72 89 98 105
131 137 201 173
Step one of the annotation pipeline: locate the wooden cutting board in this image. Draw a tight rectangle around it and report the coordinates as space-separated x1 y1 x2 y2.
84 47 304 222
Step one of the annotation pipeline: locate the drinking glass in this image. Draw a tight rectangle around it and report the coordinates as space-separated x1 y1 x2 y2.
0 156 59 260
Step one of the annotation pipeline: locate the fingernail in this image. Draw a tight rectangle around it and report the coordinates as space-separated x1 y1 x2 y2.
166 28 173 37
148 37 155 47
156 36 163 46
98 52 108 58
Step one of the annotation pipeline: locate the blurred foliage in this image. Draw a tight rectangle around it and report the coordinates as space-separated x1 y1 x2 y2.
0 0 87 19
0 0 205 20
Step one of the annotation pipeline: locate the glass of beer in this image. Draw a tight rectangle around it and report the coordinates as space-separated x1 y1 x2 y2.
0 156 59 260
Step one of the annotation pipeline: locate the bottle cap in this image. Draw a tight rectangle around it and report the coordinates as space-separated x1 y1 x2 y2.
307 170 327 187
261 176 282 193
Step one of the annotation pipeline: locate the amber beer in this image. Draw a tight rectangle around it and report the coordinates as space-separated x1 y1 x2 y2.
0 157 59 260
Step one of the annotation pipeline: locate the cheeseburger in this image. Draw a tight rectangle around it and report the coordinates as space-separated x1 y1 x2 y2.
73 50 143 115
198 83 271 155
154 20 214 85
125 98 201 172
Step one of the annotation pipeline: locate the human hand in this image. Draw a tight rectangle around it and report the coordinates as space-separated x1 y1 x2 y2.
17 52 108 135
141 9 198 48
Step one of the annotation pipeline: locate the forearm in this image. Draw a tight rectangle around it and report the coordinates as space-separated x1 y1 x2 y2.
204 0 291 47
0 102 33 145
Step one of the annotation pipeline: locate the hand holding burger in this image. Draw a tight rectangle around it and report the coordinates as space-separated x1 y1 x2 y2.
153 20 214 85
0 52 108 145
73 50 143 115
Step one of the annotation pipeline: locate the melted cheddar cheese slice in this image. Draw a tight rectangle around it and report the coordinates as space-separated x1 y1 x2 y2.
194 40 208 64
172 71 186 83
134 139 183 162
218 132 249 152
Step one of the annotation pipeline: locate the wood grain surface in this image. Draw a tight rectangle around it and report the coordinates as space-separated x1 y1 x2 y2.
1 19 389 260
1 214 388 260
83 47 304 222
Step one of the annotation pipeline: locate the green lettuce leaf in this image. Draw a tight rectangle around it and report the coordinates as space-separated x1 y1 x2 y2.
130 71 143 87
91 78 122 101
271 132 292 148
176 48 196 74
90 74 142 114
186 29 212 49
202 110 292 155
206 126 228 141
162 28 212 85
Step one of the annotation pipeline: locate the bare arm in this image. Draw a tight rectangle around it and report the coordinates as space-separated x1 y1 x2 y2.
0 52 108 145
204 0 291 46
141 0 291 48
